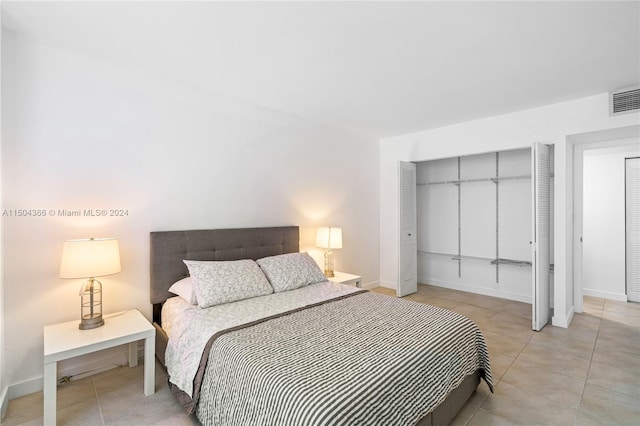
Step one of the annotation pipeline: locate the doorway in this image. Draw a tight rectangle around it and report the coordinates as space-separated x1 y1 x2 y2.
573 138 640 310
625 157 640 302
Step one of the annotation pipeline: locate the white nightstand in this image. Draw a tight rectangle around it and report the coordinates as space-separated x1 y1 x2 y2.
43 309 155 426
330 271 363 287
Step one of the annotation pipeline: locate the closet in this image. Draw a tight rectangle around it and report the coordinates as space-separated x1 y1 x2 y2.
404 146 554 330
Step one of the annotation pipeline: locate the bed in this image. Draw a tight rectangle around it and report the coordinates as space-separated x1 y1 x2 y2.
150 226 493 426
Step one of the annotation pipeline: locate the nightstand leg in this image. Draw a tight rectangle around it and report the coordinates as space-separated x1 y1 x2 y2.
43 361 57 426
143 336 155 395
128 342 138 367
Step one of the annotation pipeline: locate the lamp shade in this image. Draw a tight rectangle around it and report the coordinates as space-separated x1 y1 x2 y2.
316 227 343 249
59 238 121 279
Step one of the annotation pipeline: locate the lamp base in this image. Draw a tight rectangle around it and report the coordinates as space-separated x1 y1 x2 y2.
323 249 335 278
79 314 104 330
79 278 104 330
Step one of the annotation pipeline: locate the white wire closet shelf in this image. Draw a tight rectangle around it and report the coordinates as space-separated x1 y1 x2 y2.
418 250 555 271
416 174 531 186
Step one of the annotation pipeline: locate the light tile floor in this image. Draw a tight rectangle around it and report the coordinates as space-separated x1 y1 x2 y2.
377 285 640 426
3 284 639 425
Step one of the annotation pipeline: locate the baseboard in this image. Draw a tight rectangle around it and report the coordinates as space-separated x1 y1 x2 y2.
1 384 8 421
56 347 131 382
361 281 380 290
582 288 627 302
377 280 396 290
552 305 574 329
6 343 144 401
420 277 532 304
7 376 42 401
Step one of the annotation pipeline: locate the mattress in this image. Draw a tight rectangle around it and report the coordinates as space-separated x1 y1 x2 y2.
161 295 191 338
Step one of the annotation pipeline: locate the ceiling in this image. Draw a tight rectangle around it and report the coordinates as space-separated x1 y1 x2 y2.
2 1 639 139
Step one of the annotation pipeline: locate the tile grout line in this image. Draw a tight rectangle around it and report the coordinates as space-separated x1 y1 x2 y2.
489 324 531 387
458 296 532 425
461 402 482 426
506 309 605 420
91 376 106 426
576 303 603 420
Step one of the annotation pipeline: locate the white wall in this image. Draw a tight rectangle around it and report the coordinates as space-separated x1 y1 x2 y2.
1 30 379 397
583 145 640 301
0 5 7 419
380 93 640 328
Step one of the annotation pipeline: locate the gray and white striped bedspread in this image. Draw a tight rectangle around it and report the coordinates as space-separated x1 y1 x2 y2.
193 291 493 426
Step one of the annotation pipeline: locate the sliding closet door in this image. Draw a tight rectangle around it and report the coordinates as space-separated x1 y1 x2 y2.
626 158 640 302
532 143 551 331
398 161 417 297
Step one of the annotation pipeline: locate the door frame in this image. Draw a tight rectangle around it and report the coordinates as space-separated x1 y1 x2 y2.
573 143 585 314
572 135 640 312
626 156 640 302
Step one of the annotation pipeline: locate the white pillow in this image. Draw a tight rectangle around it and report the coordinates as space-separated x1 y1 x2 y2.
183 259 273 308
257 252 327 292
168 277 197 305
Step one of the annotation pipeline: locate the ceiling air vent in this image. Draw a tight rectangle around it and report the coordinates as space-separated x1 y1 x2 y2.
609 86 640 116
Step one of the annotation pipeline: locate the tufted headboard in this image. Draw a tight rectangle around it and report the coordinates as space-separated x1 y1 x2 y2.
150 226 299 323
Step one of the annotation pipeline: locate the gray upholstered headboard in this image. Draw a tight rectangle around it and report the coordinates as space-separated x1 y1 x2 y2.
150 226 299 322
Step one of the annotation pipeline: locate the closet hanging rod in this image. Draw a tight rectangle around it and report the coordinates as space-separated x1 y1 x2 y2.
490 258 532 267
418 250 495 262
490 174 531 183
419 251 541 269
416 174 532 186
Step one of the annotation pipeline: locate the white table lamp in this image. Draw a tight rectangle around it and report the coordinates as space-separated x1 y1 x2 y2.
316 227 342 277
59 238 121 330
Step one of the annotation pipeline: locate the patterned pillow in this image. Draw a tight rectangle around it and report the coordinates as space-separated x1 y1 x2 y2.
257 252 327 292
183 259 273 308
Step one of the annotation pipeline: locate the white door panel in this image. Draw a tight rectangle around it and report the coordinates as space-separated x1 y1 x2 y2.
627 157 640 302
398 161 417 297
532 143 551 331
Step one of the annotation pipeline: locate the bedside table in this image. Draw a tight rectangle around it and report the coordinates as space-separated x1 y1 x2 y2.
330 271 362 287
43 309 155 426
